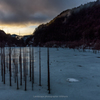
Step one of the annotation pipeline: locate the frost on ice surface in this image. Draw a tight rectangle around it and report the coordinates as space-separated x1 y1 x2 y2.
0 47 100 100
66 78 79 82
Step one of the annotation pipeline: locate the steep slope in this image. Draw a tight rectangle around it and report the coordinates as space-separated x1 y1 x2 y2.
33 0 100 49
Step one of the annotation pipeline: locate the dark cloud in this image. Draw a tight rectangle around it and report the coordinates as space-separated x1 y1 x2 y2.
0 0 96 24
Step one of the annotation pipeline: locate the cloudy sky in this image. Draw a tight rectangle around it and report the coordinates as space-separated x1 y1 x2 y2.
0 0 96 35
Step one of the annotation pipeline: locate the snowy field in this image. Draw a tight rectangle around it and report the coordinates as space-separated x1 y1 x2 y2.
0 47 100 100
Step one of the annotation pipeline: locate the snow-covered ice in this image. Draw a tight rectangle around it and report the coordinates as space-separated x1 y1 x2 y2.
0 47 100 100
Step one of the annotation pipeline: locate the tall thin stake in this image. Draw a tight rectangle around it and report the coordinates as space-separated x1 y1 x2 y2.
47 47 50 94
9 47 12 86
39 47 41 86
16 58 19 90
32 47 34 90
4 47 5 84
1 47 3 82
19 47 22 85
30 47 31 81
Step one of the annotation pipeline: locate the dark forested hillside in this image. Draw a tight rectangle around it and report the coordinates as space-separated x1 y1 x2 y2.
0 30 24 47
33 1 100 49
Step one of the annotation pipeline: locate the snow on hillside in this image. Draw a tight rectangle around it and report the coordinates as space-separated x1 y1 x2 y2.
58 10 71 18
0 47 100 100
73 1 96 13
58 0 98 19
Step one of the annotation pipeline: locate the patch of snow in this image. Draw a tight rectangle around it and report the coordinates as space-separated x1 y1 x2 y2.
58 10 71 18
73 1 96 13
66 78 79 82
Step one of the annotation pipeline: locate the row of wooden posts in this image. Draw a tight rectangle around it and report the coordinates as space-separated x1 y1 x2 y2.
0 47 50 94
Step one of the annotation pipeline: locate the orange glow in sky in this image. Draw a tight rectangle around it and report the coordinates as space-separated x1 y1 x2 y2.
0 24 38 36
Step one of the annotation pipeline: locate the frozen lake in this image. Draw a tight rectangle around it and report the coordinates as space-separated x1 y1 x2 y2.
0 47 100 100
